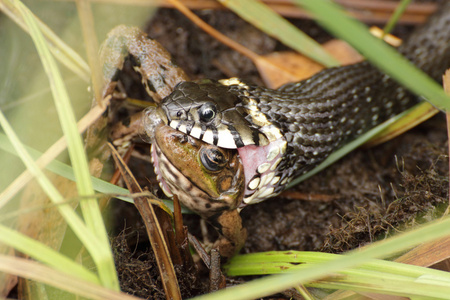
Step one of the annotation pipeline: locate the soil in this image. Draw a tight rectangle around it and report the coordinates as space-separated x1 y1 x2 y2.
110 5 449 299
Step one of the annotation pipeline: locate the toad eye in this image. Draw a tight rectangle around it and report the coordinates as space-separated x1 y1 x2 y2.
198 103 217 123
200 145 227 172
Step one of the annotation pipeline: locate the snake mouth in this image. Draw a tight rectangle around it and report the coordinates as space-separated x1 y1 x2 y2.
236 138 288 205
152 128 288 207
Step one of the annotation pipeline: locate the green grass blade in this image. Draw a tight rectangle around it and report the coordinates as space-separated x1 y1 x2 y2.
17 0 102 237
8 0 118 289
0 224 99 284
383 0 413 34
192 214 450 300
227 259 450 298
0 132 189 213
225 251 450 279
287 101 416 188
313 271 450 298
218 0 340 67
1 0 90 80
225 250 450 297
0 110 107 283
293 0 450 111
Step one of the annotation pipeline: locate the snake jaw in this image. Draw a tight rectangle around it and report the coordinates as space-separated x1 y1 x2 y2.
161 81 272 149
237 138 289 205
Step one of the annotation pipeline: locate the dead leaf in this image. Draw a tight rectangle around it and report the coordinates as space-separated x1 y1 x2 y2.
256 39 363 89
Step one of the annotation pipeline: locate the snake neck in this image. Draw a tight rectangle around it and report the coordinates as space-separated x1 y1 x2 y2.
223 63 396 204
228 62 406 183
159 2 450 205
228 3 450 201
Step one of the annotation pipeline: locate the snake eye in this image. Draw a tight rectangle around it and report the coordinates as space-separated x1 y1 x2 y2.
198 103 217 123
200 145 227 172
176 110 186 118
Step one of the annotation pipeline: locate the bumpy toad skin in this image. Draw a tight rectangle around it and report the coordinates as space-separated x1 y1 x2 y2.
101 26 247 257
159 3 450 205
104 3 450 257
152 123 247 257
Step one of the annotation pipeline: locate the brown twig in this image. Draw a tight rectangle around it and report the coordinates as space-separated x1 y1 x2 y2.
208 249 226 292
188 233 211 268
157 0 437 24
109 143 134 185
73 0 437 24
173 195 197 272
279 190 338 202
108 143 182 300
164 0 259 61
443 69 450 215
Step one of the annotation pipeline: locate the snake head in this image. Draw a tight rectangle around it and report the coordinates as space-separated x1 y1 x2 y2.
160 80 270 149
157 80 288 206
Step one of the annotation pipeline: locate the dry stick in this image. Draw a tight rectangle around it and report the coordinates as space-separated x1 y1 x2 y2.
172 195 198 273
444 69 450 215
164 0 310 86
208 248 226 292
164 0 259 61
188 232 211 268
173 195 185 248
109 144 135 185
60 0 436 23
108 143 181 300
155 0 435 23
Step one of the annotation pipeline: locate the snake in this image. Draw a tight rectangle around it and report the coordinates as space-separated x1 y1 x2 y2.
148 2 450 207
104 3 450 257
144 3 450 256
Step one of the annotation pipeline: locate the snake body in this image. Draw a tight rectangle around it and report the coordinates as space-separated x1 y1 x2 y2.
158 2 450 205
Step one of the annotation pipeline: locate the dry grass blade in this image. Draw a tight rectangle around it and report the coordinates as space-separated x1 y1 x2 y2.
363 101 439 148
108 0 436 24
395 236 450 268
0 97 110 209
0 0 90 79
259 39 363 88
164 0 259 61
0 255 140 300
164 0 333 87
189 233 211 268
75 0 103 104
172 196 185 249
108 143 181 300
445 69 450 214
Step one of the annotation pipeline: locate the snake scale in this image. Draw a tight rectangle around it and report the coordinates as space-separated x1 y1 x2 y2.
103 2 450 257
155 2 450 207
